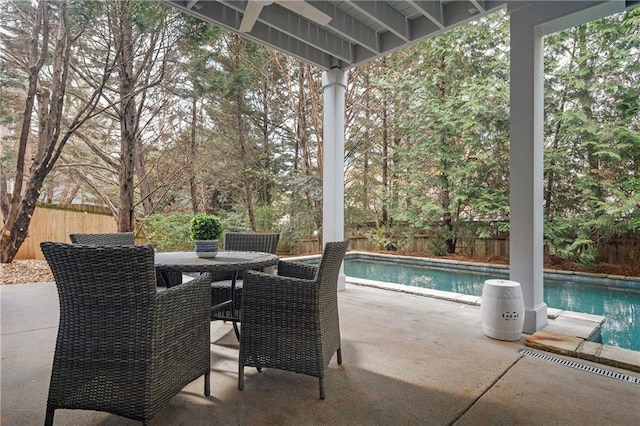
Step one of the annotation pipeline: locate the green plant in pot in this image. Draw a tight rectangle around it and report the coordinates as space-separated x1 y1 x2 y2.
189 214 224 258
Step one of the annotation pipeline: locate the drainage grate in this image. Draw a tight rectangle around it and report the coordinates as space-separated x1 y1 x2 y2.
521 349 640 385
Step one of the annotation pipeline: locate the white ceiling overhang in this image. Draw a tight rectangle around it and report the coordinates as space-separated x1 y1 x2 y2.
165 0 515 70
165 1 639 70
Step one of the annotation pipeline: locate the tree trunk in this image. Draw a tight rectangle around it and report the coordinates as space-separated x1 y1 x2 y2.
116 1 136 232
189 93 199 213
1 1 49 262
1 0 111 262
381 95 389 226
0 164 10 222
236 93 256 230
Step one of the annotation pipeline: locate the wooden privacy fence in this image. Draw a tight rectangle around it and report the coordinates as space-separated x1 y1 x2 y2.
13 206 639 267
297 235 511 258
299 233 638 267
15 206 117 260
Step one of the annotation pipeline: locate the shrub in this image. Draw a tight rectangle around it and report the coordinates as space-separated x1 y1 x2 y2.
428 237 448 256
138 213 193 251
189 214 224 241
366 226 397 251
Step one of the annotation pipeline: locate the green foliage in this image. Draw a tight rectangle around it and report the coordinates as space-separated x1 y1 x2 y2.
544 218 597 267
189 214 224 241
366 226 398 251
379 11 510 253
428 235 448 257
254 204 279 232
542 8 640 265
216 211 251 233
138 213 193 252
277 173 323 243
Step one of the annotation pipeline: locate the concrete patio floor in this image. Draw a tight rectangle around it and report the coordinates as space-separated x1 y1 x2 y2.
2 281 639 425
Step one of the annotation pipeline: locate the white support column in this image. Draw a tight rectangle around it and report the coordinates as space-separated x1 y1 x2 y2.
322 68 347 290
507 0 624 334
508 5 547 333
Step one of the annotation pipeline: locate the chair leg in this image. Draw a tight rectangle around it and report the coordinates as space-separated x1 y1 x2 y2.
44 406 55 426
205 372 210 396
337 348 342 365
233 322 240 340
238 365 244 390
319 378 325 400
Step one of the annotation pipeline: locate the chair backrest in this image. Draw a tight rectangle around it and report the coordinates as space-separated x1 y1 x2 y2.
69 232 135 245
316 239 350 291
41 242 157 338
224 232 280 254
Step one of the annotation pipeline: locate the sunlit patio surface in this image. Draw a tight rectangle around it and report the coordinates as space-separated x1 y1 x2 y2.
2 281 639 425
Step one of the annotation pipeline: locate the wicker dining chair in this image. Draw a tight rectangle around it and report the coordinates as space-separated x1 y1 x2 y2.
69 232 135 245
69 232 182 288
41 242 211 426
238 239 349 399
210 232 280 316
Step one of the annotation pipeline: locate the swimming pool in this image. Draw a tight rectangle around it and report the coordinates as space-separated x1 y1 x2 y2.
343 258 640 352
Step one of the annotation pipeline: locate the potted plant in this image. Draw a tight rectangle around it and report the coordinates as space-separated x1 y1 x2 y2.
189 214 224 258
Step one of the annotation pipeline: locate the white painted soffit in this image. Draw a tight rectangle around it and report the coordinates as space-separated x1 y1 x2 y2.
165 1 638 70
165 0 510 70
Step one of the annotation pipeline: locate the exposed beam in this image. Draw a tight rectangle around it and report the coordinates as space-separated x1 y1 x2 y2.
221 0 354 63
352 1 506 69
166 0 510 71
166 0 338 69
307 1 382 54
350 1 411 41
469 0 487 13
407 0 445 29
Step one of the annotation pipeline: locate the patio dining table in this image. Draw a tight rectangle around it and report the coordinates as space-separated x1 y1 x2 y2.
154 250 279 338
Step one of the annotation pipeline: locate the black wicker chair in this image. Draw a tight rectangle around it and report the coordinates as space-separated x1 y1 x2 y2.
69 232 182 288
41 242 211 425
210 232 280 317
238 239 349 399
69 232 135 245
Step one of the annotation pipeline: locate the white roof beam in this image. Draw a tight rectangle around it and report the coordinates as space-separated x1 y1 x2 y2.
350 1 411 42
221 0 354 63
469 0 487 13
407 0 446 29
166 0 338 69
307 1 382 54
352 0 506 68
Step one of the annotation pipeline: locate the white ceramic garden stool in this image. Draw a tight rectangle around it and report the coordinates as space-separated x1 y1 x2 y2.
481 279 525 341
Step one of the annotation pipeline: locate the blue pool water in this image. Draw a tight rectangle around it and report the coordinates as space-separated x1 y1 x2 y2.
344 259 640 352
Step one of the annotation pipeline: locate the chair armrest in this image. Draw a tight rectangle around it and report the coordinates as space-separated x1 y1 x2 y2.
277 260 318 280
151 273 211 396
155 273 211 329
241 270 318 319
153 274 211 360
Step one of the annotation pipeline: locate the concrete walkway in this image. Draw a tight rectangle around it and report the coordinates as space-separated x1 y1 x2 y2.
2 282 639 425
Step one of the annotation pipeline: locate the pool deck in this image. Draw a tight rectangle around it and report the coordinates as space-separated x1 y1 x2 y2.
2 281 639 425
350 276 640 374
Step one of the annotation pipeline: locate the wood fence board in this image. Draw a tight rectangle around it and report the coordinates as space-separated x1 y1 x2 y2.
13 208 638 267
15 207 117 260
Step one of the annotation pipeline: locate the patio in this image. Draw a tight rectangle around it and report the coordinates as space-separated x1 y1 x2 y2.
2 281 638 425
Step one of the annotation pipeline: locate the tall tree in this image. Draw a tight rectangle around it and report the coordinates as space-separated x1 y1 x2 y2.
63 1 191 223
0 0 113 262
543 8 640 264
383 12 511 253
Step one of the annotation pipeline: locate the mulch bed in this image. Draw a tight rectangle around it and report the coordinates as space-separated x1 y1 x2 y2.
1 260 54 284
